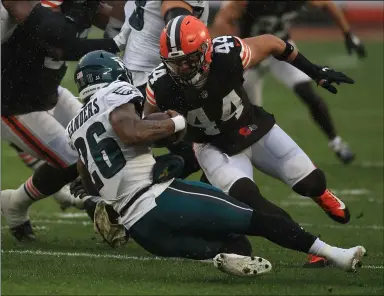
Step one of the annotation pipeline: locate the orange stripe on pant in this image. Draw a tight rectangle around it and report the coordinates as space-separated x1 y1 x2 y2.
2 116 67 168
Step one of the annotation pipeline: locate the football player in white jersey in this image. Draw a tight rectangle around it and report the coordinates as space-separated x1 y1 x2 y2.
68 50 366 276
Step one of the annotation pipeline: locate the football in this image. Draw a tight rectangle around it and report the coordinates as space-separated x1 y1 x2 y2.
143 112 179 147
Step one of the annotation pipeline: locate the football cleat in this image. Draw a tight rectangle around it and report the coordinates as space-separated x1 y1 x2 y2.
9 220 36 241
328 246 366 272
303 254 328 268
329 138 355 164
93 201 129 248
1 189 35 241
335 145 355 164
213 253 272 277
314 190 350 224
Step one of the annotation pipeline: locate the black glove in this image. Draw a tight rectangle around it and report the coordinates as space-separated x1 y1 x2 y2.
69 178 88 199
345 32 366 58
314 65 355 94
153 154 185 184
291 53 355 95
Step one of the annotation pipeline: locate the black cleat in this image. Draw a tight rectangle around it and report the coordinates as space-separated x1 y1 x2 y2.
10 220 36 241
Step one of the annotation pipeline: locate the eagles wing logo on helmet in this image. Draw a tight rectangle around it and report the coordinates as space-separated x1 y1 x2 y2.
110 56 126 70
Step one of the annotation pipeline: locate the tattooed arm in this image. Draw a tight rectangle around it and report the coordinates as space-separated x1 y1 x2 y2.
109 103 185 146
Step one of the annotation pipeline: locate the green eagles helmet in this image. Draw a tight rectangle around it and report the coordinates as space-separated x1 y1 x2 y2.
74 50 133 103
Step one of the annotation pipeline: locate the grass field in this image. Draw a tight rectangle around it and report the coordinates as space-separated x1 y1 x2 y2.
1 30 384 295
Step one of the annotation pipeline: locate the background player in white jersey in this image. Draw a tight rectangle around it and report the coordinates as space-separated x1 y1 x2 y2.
69 50 366 276
212 0 366 164
123 0 209 92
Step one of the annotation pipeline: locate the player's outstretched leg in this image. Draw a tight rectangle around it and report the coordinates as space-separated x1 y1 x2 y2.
294 81 355 164
127 179 365 275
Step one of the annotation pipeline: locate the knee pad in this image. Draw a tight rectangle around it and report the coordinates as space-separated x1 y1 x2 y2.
294 82 321 105
292 168 326 197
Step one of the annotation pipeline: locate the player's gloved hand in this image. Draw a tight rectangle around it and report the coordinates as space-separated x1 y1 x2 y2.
344 32 366 58
153 154 185 184
314 65 355 94
69 178 88 199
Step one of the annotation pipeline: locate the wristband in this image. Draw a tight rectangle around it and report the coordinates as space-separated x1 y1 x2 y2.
170 115 186 133
274 41 294 61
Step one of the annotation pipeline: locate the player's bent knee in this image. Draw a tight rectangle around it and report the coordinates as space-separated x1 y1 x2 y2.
292 168 326 197
281 153 315 184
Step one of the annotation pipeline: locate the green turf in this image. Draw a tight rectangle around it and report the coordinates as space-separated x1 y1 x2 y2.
1 34 383 295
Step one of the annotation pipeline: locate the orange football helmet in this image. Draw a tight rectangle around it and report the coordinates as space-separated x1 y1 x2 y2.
160 15 213 87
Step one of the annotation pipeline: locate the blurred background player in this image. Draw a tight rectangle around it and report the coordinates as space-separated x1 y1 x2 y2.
212 0 367 164
0 0 129 240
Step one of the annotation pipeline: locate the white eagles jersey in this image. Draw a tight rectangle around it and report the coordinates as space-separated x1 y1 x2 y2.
66 80 173 228
1 2 17 44
123 0 209 80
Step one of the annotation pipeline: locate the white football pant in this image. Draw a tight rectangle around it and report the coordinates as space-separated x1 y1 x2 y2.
193 124 316 194
1 86 81 168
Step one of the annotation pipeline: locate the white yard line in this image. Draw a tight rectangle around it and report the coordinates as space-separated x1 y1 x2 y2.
2 249 383 270
24 218 383 231
299 223 384 230
54 212 89 218
27 218 384 231
32 219 92 226
2 226 48 230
